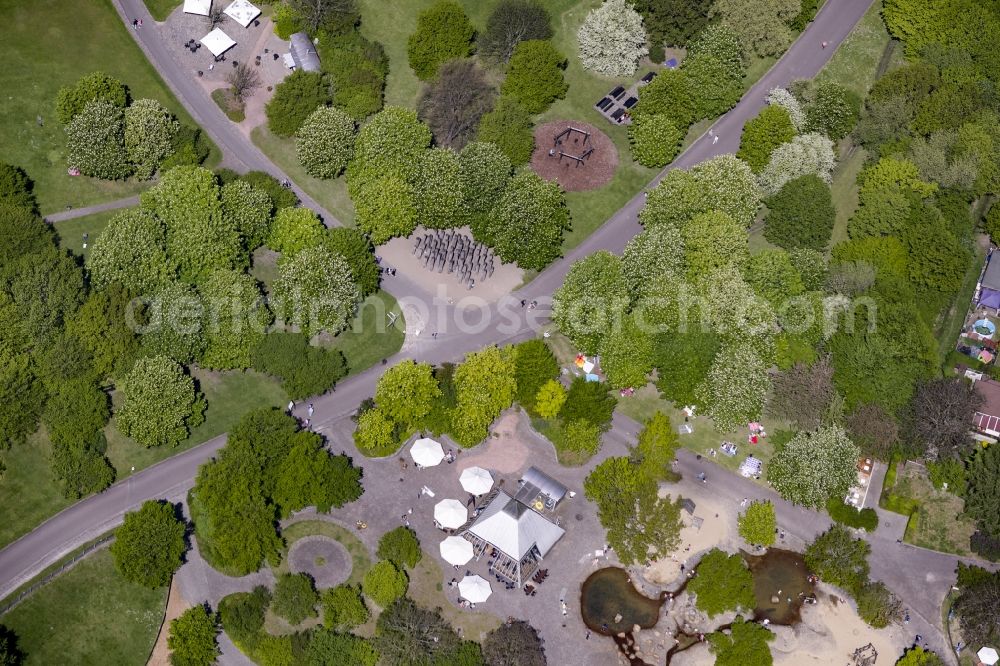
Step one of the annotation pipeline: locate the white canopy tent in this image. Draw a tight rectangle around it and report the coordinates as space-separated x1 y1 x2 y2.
458 575 492 603
223 0 261 28
200 28 236 57
434 499 468 529
439 536 474 566
184 0 212 16
410 438 445 467
979 647 999 666
459 466 493 495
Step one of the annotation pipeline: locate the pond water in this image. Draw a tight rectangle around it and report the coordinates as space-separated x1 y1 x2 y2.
580 567 663 634
744 548 814 625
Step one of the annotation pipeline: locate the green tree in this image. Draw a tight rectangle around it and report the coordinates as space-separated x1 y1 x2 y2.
895 647 945 666
218 587 270 644
708 616 773 666
966 442 1000 537
406 1 475 80
414 148 464 229
697 342 771 432
652 330 719 405
306 629 378 666
475 97 535 166
49 435 115 500
738 501 776 547
349 106 432 184
534 379 566 419
65 100 132 180
252 332 347 399
738 105 796 172
711 0 799 57
272 434 363 516
628 114 684 167
125 99 180 180
640 154 761 228
763 174 835 250
321 228 380 297
688 549 756 616
167 605 219 666
599 316 653 389
363 560 409 607
633 0 710 51
804 525 870 594
682 22 747 119
377 527 422 569
272 573 319 625
584 456 682 564
322 584 369 630
351 175 417 244
55 71 128 124
856 581 902 628
479 0 552 63
682 210 749 279
744 248 804 305
353 407 398 455
110 500 187 587
141 166 242 283
42 378 109 449
296 106 355 179
768 425 861 508
621 224 685 303
804 82 861 140
561 376 617 430
0 624 21 666
486 171 568 270
0 162 37 212
220 180 273 253
633 68 695 126
267 207 324 257
266 70 331 137
482 620 546 666
632 411 680 482
272 245 360 336
374 598 475 665
239 171 299 209
512 338 559 414
450 346 517 446
88 208 172 293
501 40 567 113
551 418 602 459
459 141 512 219
577 0 649 76
375 360 440 431
198 269 271 370
552 251 628 354
116 355 205 448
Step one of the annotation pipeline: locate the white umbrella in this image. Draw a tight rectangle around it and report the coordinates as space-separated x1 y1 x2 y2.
979 647 999 666
439 536 474 566
434 499 468 529
459 466 493 495
458 574 492 603
410 438 444 467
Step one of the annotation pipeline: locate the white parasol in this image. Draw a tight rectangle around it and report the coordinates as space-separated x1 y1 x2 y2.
459 466 493 495
979 647 999 666
439 536 474 566
434 499 468 529
410 438 444 467
458 574 492 603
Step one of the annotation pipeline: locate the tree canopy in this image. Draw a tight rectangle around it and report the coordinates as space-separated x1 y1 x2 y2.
110 500 187 588
406 1 475 80
688 549 756 616
768 425 860 508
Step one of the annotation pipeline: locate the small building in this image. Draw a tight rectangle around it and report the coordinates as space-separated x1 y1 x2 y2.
978 250 1000 311
463 490 565 587
973 375 1000 438
288 32 321 72
514 467 568 511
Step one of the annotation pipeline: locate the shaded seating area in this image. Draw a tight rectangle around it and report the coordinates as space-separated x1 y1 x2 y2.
201 27 236 58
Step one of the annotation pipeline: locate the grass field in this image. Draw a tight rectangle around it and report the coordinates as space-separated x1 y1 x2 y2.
143 0 181 22
251 126 356 225
815 1 899 97
53 209 120 257
407 549 502 642
321 292 406 374
2 549 166 665
0 0 217 215
891 465 977 556
0 369 286 549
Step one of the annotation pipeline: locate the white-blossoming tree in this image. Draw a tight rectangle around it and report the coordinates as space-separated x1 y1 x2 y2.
577 0 649 76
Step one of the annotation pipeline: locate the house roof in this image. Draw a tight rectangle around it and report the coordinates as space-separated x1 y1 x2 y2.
983 253 1000 293
467 491 565 561
515 467 568 505
974 377 1000 435
289 32 321 71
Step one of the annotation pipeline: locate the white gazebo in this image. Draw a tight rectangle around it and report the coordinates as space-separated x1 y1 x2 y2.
410 438 444 467
439 536 474 566
223 0 261 28
979 647 999 666
434 499 468 530
459 466 493 495
183 0 212 16
200 28 236 57
458 574 492 603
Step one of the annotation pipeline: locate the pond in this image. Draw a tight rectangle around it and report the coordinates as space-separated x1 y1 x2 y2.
580 567 663 635
744 548 814 625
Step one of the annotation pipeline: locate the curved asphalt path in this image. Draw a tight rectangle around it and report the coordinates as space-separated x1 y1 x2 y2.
2 0 919 637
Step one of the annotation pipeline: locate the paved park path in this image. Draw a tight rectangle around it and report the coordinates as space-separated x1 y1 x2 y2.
7 0 984 662
43 195 141 223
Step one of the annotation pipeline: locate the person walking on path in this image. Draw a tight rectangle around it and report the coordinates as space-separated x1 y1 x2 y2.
307 403 314 418
712 135 719 145
287 400 294 413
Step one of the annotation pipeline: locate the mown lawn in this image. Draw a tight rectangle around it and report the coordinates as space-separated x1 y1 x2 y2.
814 0 900 98
0 0 217 215
407 549 502 642
891 464 977 556
142 0 181 22
2 549 166 665
53 209 119 257
319 291 406 375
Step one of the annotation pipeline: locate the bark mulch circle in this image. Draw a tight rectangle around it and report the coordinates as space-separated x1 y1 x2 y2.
530 120 618 191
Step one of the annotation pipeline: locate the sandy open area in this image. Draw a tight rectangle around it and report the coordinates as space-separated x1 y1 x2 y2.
380 228 524 306
645 491 732 585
